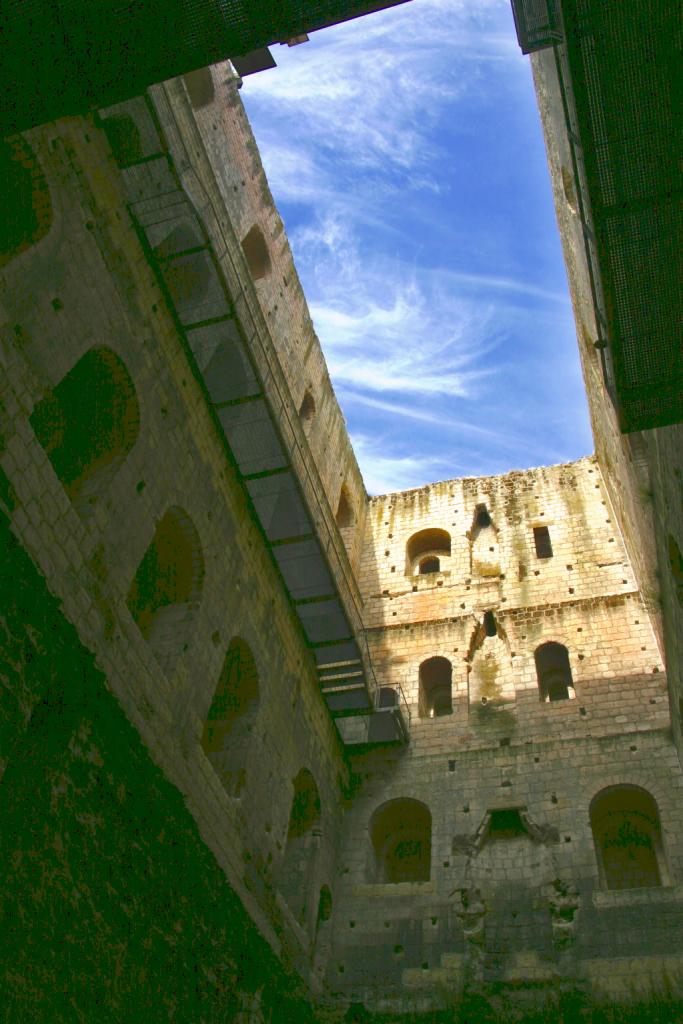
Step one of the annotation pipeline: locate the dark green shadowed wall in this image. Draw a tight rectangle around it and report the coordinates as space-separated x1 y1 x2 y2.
0 506 318 1024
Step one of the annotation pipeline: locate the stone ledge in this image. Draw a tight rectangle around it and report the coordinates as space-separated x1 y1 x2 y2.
592 883 683 908
352 881 435 897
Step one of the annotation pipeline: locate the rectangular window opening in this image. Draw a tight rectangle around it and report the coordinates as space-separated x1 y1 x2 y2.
533 525 553 559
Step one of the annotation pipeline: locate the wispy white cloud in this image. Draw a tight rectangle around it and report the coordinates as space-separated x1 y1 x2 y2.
241 0 590 489
244 0 520 195
287 207 499 401
349 433 457 495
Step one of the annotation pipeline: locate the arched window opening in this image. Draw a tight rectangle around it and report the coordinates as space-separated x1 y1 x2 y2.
378 686 398 708
533 525 553 559
1 135 52 267
241 224 271 281
30 347 140 512
201 637 260 798
590 786 666 890
101 114 143 167
406 529 451 575
370 798 431 883
183 67 215 109
278 768 322 926
336 485 354 529
483 611 497 638
127 506 204 671
299 389 316 430
535 642 575 702
419 657 452 718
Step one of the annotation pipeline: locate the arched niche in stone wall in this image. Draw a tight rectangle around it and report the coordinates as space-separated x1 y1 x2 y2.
30 346 140 514
127 506 205 673
590 785 668 890
405 528 451 576
369 798 431 883
201 636 260 798
298 389 316 432
469 502 501 577
0 135 52 267
467 612 514 708
454 808 560 975
336 484 354 530
535 642 576 702
418 657 452 718
278 768 322 928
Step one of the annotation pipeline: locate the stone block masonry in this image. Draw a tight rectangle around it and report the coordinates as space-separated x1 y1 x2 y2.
1 56 682 1023
328 458 683 1011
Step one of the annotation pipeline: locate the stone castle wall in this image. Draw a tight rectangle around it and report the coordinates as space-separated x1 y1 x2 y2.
328 459 683 1011
1 53 682 1023
172 63 368 578
0 85 356 1014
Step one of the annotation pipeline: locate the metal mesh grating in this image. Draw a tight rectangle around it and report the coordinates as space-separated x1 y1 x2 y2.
3 0 411 131
605 204 681 387
563 0 682 429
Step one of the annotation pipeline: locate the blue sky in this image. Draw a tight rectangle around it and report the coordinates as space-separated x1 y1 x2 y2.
240 0 592 495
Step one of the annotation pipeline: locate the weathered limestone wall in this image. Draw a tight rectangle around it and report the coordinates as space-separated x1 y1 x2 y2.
362 457 641 633
175 63 367 576
530 48 683 767
0 107 348 1010
327 460 683 1012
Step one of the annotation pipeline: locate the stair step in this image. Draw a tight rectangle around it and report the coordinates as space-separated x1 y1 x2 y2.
320 680 366 694
319 669 364 685
316 658 362 672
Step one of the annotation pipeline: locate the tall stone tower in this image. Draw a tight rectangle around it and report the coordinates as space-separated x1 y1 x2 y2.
329 460 681 1012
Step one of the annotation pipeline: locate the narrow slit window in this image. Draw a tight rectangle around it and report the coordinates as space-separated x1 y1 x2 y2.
533 525 553 559
483 611 497 637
